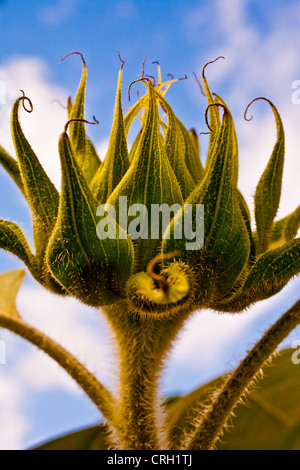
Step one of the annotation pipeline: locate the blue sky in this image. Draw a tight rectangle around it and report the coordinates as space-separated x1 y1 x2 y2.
0 0 300 450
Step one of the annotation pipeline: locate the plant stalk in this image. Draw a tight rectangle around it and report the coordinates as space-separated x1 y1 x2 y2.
103 300 192 450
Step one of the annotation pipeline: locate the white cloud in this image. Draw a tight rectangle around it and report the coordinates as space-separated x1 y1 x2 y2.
0 56 68 189
96 137 109 162
0 56 106 191
17 284 118 393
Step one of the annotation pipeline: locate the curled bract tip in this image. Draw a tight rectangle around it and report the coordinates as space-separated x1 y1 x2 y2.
63 116 99 134
166 74 187 84
193 71 206 96
60 51 86 67
128 76 153 102
146 251 181 292
51 98 68 109
117 50 125 69
204 103 227 132
244 96 276 122
141 56 147 76
152 60 159 65
19 90 33 113
202 56 225 78
145 75 156 85
199 131 211 136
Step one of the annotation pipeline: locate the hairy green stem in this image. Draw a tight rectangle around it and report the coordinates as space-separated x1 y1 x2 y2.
0 314 116 423
103 301 192 450
184 299 300 450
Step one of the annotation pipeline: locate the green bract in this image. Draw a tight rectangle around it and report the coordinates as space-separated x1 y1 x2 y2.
0 52 300 451
0 53 299 312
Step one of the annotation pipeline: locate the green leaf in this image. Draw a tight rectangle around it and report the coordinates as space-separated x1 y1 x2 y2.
46 130 134 307
167 349 300 450
252 99 285 253
0 220 62 294
128 126 143 162
107 81 183 271
268 205 300 250
201 59 224 168
181 125 204 185
202 65 221 134
90 64 129 203
189 128 200 162
124 97 145 137
33 424 109 450
85 137 102 177
155 89 196 199
67 95 101 184
213 93 238 185
67 54 101 183
68 57 87 155
0 145 24 194
238 237 300 297
237 189 256 263
11 95 59 257
0 269 26 319
163 104 250 302
0 220 36 273
218 238 300 312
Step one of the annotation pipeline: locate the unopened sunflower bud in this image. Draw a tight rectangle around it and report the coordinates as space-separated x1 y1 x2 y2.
0 54 298 316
